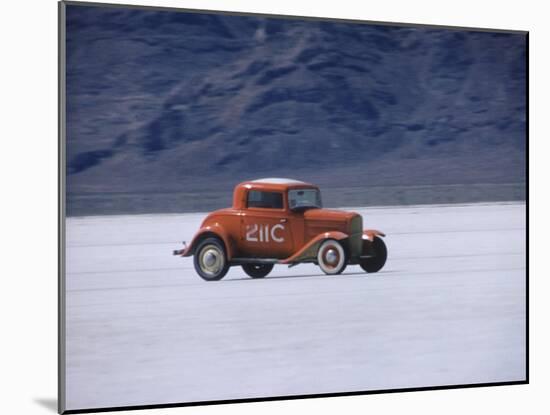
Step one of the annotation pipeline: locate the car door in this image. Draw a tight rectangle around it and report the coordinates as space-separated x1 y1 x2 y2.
240 190 294 259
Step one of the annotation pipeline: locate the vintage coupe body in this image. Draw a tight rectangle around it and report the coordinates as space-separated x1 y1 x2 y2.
173 178 387 281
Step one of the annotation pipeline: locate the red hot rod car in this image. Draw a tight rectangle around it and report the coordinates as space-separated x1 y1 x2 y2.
173 178 387 281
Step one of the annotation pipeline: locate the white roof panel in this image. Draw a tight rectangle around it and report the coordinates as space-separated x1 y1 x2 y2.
251 178 306 185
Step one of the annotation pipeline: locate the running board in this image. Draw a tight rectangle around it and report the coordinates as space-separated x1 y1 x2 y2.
230 258 281 265
231 257 317 266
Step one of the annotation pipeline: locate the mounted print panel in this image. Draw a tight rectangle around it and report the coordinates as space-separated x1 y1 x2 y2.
59 1 527 413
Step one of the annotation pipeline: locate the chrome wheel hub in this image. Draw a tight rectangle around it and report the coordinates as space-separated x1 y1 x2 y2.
203 251 217 267
325 248 338 264
200 247 223 275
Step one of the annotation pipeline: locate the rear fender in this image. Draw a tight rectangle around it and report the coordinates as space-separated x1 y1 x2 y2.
178 224 234 260
281 231 349 264
362 229 386 241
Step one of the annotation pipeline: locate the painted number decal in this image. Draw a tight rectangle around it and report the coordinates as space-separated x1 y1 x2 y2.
246 223 285 243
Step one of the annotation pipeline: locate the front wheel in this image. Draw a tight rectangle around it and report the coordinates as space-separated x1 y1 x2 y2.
194 237 229 281
359 236 387 273
317 239 347 275
242 263 274 279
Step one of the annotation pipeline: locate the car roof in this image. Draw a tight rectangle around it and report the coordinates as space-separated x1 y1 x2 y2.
238 178 318 191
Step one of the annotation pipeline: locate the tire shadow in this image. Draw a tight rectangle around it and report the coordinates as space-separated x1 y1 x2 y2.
227 269 399 281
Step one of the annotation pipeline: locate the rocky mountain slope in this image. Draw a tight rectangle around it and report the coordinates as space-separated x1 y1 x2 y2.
65 5 526 215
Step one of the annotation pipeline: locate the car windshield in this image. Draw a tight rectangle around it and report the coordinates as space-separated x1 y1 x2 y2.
288 188 322 210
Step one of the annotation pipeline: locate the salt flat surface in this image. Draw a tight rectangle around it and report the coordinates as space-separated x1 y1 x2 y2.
64 203 526 410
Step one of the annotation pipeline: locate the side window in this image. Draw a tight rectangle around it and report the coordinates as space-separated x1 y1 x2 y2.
247 191 283 209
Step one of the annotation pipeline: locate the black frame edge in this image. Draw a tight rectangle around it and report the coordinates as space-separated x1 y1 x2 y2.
525 31 529 385
62 381 528 414
58 1 67 414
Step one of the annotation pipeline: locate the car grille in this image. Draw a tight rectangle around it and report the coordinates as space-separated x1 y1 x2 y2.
349 214 363 257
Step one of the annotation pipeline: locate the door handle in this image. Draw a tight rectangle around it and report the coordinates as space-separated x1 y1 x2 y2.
280 218 287 223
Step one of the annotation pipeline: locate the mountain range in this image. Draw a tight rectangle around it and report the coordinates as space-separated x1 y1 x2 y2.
65 5 526 215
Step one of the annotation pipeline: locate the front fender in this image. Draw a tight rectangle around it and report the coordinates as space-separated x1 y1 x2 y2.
281 231 349 264
362 229 386 241
178 223 235 260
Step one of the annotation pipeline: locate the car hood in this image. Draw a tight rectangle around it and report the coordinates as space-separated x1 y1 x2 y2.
303 208 361 240
303 208 358 222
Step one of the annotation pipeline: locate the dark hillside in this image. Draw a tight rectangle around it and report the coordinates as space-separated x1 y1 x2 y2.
65 5 526 215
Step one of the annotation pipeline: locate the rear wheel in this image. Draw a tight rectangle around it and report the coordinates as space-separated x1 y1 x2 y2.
359 237 387 273
242 263 274 279
317 239 347 275
194 237 229 281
